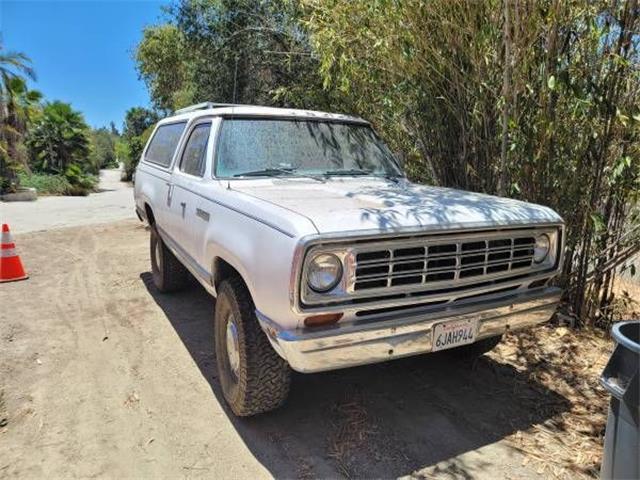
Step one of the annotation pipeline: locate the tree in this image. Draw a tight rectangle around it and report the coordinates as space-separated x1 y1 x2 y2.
135 0 332 111
90 127 118 170
0 42 38 192
115 138 129 165
27 101 91 173
0 44 35 84
1 77 42 171
136 24 191 111
123 106 158 138
120 106 158 180
109 121 119 137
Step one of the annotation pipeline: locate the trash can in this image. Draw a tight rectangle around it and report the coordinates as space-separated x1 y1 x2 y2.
600 320 639 480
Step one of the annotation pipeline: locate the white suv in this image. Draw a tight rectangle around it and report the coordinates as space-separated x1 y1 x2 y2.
134 103 564 416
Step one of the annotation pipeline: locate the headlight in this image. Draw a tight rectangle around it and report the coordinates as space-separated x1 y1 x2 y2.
533 234 550 263
307 253 343 292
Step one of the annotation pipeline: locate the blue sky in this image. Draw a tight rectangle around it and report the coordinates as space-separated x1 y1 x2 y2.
1 0 166 129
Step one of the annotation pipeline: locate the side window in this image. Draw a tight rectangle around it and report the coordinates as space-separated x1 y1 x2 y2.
144 122 187 167
179 123 211 177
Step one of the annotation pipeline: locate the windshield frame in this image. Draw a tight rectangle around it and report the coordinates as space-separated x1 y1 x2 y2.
211 115 404 180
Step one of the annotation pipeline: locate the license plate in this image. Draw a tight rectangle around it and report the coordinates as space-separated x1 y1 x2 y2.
432 318 479 352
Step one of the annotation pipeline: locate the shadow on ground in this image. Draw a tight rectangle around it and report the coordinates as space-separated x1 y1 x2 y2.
141 272 569 479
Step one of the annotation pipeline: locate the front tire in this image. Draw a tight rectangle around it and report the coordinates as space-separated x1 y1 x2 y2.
150 225 190 293
214 276 291 416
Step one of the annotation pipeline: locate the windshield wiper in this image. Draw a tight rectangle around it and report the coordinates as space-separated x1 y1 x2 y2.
234 167 296 177
323 168 374 177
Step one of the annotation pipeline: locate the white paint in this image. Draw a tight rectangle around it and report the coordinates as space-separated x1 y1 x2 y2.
230 177 562 234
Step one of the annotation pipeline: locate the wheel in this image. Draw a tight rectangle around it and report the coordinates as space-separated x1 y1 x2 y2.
449 334 503 359
214 276 291 416
149 225 190 292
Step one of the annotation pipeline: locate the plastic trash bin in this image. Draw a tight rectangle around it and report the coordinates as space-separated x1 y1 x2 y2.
600 320 639 480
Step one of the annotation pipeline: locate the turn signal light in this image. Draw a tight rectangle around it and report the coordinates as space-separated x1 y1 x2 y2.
304 313 343 327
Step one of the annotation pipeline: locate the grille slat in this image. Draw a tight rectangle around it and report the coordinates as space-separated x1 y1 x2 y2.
354 234 537 291
354 244 533 268
355 255 534 282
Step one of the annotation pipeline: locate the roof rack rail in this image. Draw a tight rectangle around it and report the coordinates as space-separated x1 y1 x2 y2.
174 102 243 114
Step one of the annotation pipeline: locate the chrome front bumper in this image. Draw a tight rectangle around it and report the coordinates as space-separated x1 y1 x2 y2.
257 287 561 373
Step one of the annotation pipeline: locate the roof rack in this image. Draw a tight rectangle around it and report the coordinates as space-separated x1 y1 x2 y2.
174 102 243 114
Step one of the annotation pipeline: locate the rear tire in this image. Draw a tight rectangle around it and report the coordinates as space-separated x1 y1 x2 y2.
450 334 503 359
214 276 291 416
150 225 190 293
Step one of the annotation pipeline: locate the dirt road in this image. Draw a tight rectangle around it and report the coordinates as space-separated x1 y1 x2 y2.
0 218 570 479
1 168 135 234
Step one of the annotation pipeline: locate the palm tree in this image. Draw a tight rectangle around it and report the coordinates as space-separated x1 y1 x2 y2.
28 101 90 173
0 42 37 192
3 77 42 164
0 49 35 82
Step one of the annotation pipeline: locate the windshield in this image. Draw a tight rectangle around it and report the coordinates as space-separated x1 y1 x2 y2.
214 118 402 178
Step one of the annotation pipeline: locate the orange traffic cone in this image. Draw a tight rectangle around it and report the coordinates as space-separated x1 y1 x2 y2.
0 224 28 283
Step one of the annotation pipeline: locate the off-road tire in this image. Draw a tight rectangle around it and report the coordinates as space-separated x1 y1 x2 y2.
214 276 291 416
450 334 503 359
150 225 190 293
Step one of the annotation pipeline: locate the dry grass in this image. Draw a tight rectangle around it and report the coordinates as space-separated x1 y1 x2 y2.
492 279 638 473
327 391 377 479
492 324 613 479
323 317 630 479
611 276 640 320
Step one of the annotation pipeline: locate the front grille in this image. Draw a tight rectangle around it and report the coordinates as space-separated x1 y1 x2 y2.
354 234 536 291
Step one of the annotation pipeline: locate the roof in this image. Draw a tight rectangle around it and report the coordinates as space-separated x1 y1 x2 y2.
158 104 370 125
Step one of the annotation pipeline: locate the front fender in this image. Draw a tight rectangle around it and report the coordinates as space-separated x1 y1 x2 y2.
203 211 304 331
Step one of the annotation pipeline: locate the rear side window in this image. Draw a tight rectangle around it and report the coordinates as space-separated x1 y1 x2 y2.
179 123 211 177
144 122 187 167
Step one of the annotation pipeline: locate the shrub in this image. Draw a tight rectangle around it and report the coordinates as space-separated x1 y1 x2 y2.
18 166 97 196
18 172 72 195
63 164 97 195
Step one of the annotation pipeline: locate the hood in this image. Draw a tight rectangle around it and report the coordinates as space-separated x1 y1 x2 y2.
229 177 562 235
